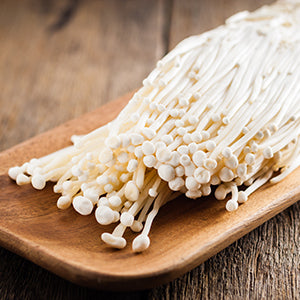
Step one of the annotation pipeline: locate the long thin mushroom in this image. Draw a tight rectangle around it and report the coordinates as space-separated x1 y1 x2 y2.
9 0 300 252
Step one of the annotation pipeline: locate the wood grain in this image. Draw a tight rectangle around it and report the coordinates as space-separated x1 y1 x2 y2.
0 0 165 150
0 92 299 291
0 0 299 299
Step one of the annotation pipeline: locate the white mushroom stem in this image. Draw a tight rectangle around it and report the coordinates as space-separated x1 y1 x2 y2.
8 1 300 252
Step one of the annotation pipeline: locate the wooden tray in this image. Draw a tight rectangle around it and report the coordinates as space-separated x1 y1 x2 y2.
0 92 299 291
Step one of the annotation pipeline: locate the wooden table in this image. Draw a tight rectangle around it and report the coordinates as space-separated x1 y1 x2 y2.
0 0 298 299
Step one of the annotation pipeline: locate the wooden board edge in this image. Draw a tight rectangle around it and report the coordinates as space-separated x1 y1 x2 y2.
0 91 135 174
0 180 298 291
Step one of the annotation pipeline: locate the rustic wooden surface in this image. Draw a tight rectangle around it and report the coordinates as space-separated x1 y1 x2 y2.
0 0 298 299
0 92 299 292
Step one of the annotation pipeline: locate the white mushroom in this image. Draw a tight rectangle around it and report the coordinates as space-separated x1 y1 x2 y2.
8 1 300 252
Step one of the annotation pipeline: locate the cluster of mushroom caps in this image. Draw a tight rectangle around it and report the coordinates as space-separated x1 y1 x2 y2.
9 0 300 252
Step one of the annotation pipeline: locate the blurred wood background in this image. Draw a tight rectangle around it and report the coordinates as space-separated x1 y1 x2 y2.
0 0 298 299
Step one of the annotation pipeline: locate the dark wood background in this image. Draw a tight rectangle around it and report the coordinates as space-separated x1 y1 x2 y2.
0 0 299 299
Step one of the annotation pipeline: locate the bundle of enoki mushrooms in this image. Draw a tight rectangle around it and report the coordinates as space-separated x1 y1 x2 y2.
9 0 300 252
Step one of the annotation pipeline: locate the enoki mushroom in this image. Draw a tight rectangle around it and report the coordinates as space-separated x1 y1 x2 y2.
9 1 300 252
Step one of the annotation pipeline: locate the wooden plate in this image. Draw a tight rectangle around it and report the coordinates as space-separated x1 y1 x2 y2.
0 92 299 291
